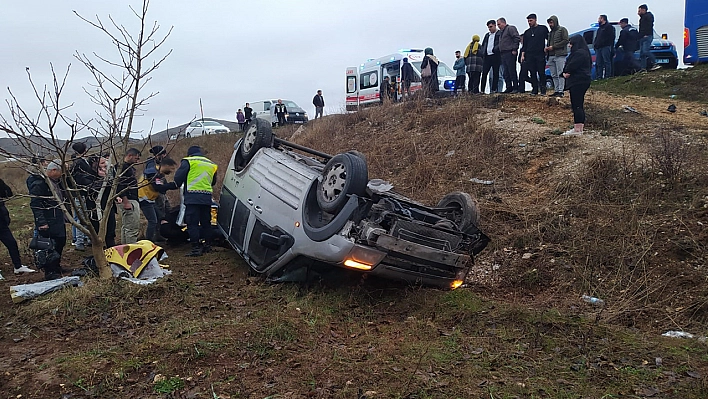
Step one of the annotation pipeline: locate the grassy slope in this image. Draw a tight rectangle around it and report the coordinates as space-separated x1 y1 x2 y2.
592 64 708 104
1 67 708 397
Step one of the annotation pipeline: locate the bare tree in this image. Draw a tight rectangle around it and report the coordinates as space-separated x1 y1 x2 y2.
0 0 172 279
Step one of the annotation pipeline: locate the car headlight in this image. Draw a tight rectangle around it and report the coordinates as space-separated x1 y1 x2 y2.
304 112 308 117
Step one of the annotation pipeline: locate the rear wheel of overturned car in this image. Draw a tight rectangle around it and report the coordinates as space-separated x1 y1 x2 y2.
436 191 480 230
240 118 273 162
316 153 368 214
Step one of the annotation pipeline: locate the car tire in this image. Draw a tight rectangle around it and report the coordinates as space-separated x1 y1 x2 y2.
436 191 480 231
316 153 368 214
240 118 273 163
186 132 191 138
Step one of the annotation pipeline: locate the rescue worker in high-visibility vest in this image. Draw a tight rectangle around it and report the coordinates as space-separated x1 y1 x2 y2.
174 146 218 257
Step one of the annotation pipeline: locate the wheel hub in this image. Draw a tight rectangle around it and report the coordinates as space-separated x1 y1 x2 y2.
321 163 347 202
243 124 258 152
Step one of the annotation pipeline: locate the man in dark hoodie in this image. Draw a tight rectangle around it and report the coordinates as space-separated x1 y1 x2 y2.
638 4 660 71
593 14 615 79
174 146 217 257
27 160 68 280
545 15 569 97
0 179 35 278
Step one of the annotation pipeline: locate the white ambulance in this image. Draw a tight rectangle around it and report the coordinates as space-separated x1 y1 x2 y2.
346 49 457 111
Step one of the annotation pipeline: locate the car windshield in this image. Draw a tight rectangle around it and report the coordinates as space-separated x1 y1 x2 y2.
412 61 455 77
271 100 300 109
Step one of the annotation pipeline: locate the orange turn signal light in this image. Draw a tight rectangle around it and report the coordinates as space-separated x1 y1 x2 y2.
451 280 464 290
343 259 373 271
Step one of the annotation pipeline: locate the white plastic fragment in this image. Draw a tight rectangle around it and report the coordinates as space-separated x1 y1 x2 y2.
470 178 494 185
10 277 83 303
662 331 695 339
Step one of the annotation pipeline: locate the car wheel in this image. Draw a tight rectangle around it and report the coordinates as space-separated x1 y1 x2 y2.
240 118 273 162
546 76 554 90
186 132 191 138
436 191 480 231
316 153 368 214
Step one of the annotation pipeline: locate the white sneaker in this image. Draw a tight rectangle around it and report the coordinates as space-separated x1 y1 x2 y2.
650 64 662 71
14 265 37 274
561 129 583 136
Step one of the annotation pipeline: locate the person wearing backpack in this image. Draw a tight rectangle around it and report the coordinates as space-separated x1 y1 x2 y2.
420 47 439 98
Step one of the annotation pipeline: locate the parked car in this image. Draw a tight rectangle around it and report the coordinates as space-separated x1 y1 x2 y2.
185 120 230 138
217 119 489 288
545 22 679 87
246 99 309 127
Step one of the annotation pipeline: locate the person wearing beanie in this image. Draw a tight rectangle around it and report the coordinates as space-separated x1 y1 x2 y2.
174 146 218 256
140 145 178 243
26 159 68 280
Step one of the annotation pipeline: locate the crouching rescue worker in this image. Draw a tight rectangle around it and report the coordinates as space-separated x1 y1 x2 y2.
174 146 217 257
27 160 68 280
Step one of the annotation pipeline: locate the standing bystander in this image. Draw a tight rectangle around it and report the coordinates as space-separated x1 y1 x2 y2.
593 14 615 79
545 15 569 97
453 50 466 94
497 17 521 93
638 4 661 71
312 90 325 119
520 13 549 95
480 20 501 93
561 35 593 136
0 179 35 278
464 35 483 94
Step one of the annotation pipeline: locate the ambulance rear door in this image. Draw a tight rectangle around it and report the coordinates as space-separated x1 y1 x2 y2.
345 67 358 111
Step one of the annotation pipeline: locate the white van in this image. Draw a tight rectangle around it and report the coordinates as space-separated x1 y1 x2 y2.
246 99 309 127
346 49 457 110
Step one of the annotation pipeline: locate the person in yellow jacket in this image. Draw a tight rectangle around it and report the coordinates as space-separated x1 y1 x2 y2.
173 146 218 257
138 147 178 243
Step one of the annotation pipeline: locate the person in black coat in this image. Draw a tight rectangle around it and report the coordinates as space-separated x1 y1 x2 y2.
0 179 34 276
593 14 615 79
562 35 593 136
401 57 415 99
312 90 325 119
27 160 68 280
420 47 439 97
480 20 501 93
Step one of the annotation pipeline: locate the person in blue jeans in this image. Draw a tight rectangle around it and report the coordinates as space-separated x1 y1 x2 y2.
638 4 659 71
593 14 615 79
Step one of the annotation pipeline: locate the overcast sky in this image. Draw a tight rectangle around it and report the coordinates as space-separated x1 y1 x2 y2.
0 0 685 139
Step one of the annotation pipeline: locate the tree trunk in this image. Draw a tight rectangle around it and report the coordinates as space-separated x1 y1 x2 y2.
88 233 112 279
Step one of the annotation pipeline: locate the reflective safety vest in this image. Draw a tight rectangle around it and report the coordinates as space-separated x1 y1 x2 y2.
184 156 217 194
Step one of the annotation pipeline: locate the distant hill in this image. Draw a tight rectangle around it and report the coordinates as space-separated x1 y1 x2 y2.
0 118 237 157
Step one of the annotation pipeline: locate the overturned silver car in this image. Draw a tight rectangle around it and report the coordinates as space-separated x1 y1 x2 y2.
217 119 489 288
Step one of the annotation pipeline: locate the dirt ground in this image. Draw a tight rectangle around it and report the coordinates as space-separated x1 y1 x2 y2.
1 82 707 398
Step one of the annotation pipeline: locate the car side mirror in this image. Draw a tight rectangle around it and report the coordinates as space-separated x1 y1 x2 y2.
259 232 292 251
